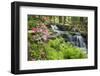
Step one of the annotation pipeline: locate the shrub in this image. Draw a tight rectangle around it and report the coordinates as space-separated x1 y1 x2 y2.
44 43 64 60
59 42 87 59
28 36 87 60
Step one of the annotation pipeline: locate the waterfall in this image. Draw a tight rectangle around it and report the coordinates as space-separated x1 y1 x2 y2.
73 34 86 48
51 25 63 34
50 25 87 50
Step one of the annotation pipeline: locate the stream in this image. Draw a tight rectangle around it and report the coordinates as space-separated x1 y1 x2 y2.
51 25 87 51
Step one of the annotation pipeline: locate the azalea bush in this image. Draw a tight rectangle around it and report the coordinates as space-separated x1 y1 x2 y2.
28 15 50 43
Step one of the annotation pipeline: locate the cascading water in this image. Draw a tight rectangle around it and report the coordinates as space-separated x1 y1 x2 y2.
51 25 64 34
50 25 87 50
72 33 86 48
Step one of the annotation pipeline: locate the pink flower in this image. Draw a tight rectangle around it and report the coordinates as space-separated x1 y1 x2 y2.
32 28 37 32
42 30 49 35
36 28 42 32
42 30 49 41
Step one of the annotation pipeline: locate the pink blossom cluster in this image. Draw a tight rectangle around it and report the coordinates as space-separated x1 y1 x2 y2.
32 27 49 41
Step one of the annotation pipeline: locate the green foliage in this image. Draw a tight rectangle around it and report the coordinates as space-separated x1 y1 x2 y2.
46 50 64 60
46 50 58 60
43 40 64 60
28 16 41 29
30 50 40 60
47 38 87 59
28 33 34 44
59 43 87 59
28 37 87 60
47 37 64 49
